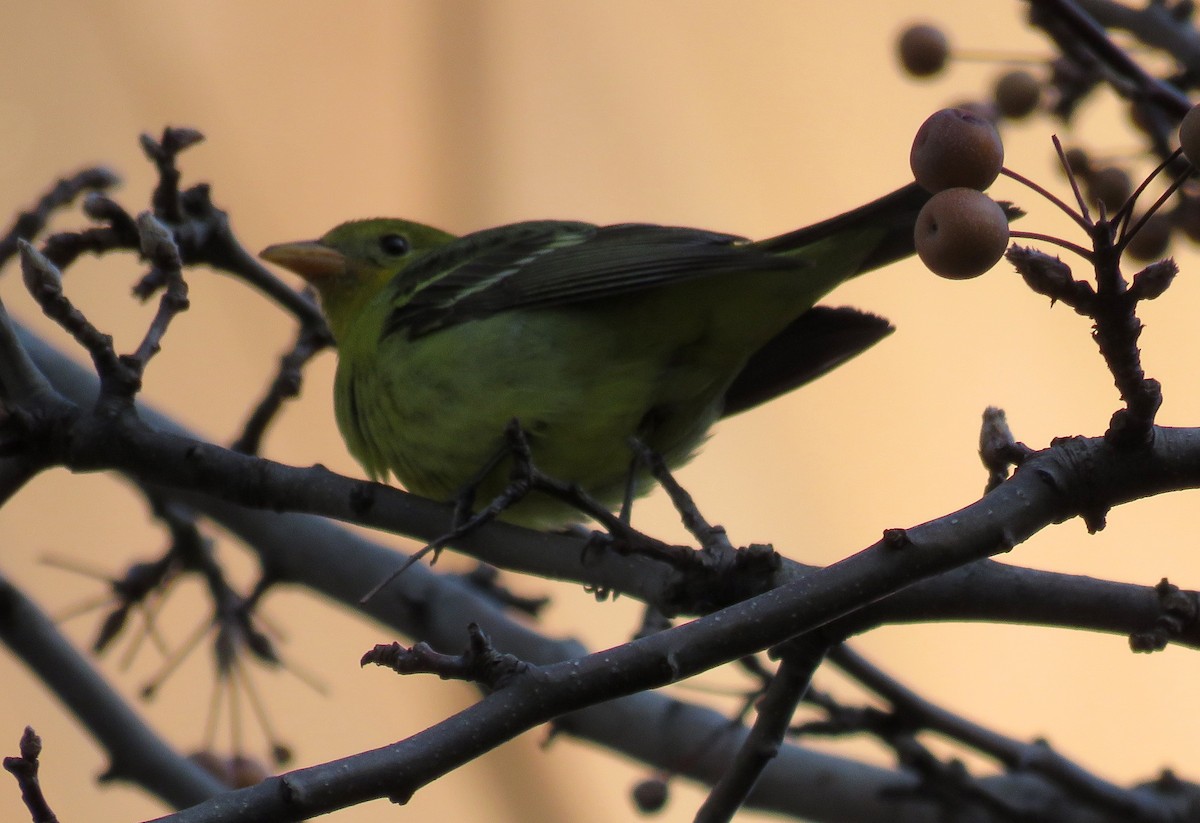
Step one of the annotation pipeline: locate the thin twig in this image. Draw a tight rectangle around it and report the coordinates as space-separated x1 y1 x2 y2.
2 727 59 823
0 168 119 269
829 646 1173 821
1001 164 1091 232
231 321 330 455
694 640 826 823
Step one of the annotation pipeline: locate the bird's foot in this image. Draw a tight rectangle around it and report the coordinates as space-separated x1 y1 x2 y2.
625 438 784 609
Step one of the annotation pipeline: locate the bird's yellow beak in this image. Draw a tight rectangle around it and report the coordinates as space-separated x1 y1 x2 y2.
259 240 347 283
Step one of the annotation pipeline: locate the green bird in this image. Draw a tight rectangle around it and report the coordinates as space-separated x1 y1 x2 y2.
260 183 929 528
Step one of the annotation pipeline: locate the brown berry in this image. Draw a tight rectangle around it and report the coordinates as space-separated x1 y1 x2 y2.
898 24 949 78
949 99 1000 125
993 70 1041 119
911 108 1004 193
1088 166 1131 213
1125 212 1173 262
1180 104 1200 167
632 777 670 813
915 188 1011 279
271 743 294 767
229 754 270 788
1062 147 1092 181
1129 102 1154 136
1175 194 1200 242
188 751 232 786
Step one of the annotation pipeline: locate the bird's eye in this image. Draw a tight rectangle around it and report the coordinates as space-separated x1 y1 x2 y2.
379 233 410 256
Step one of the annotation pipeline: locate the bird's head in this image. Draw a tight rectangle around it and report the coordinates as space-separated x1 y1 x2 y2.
260 218 456 342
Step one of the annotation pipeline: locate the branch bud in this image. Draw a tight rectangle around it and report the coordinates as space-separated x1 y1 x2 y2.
1007 245 1094 308
136 212 182 269
17 239 62 298
1129 259 1177 302
82 191 126 223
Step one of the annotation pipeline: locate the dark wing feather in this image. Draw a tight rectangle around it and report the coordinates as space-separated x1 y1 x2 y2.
720 306 894 418
384 221 802 340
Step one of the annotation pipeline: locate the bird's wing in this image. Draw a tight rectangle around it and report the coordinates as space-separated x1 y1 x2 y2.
720 305 893 417
383 221 801 340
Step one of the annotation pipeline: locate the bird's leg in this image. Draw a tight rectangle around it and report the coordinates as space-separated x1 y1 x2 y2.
619 407 671 525
618 451 640 524
360 422 537 602
572 438 645 566
450 435 516 528
361 426 704 603
449 424 695 570
625 437 783 582
421 420 545 555
364 420 631 601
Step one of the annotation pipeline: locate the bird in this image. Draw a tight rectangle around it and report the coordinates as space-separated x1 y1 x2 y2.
259 183 930 528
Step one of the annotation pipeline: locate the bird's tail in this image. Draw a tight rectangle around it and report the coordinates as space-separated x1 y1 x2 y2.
754 182 932 275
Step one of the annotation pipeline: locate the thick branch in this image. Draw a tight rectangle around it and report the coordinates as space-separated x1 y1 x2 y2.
150 446 1200 822
19 322 1200 644
13 325 1200 821
0 573 225 808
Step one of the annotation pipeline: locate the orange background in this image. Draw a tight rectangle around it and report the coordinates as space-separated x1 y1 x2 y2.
2 2 1198 822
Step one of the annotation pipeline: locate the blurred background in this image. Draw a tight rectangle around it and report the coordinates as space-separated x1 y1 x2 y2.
2 2 1198 821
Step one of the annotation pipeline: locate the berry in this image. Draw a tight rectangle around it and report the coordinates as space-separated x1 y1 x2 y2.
1179 104 1200 167
911 108 1005 193
915 188 1011 279
229 754 270 788
632 777 669 813
898 24 949 78
993 70 1041 119
1125 212 1173 262
1175 194 1200 243
1088 166 1131 213
188 751 232 786
1061 147 1092 180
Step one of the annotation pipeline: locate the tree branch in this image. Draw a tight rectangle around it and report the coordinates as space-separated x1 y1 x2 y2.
10 326 1200 820
0 572 225 808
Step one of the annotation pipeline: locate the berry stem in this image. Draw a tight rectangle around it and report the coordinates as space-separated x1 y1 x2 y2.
1111 147 1185 236
1000 165 1090 232
950 50 1050 65
1009 230 1094 260
1118 166 1189 252
1051 135 1094 227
